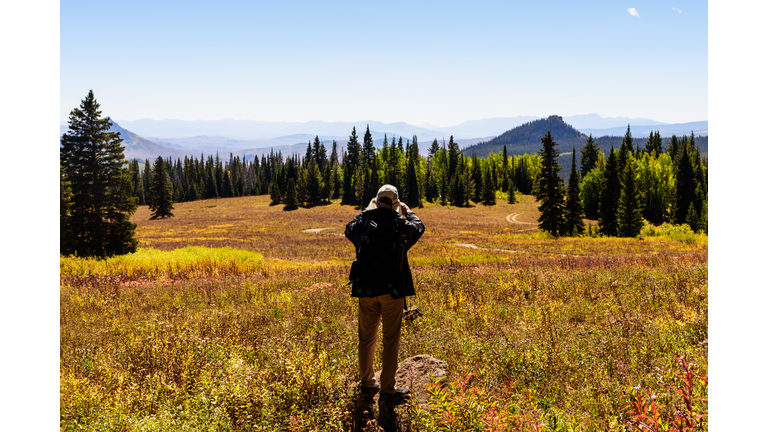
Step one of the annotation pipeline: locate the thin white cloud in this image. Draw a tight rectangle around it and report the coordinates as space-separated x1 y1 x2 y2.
627 8 640 17
672 7 682 13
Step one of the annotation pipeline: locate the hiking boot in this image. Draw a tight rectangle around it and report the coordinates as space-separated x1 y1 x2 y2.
379 387 410 405
360 380 380 398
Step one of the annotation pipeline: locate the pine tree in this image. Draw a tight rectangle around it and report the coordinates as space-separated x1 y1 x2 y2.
599 147 620 236
343 127 361 203
501 145 509 192
284 178 299 210
563 150 585 236
618 125 633 174
470 153 482 203
406 135 421 207
269 179 281 205
580 134 599 178
448 135 459 178
313 135 327 170
149 156 175 219
142 159 153 204
60 163 73 253
685 202 699 232
536 131 565 236
616 156 644 237
429 138 440 158
667 135 679 161
507 177 516 204
330 140 339 167
59 90 138 256
482 163 496 205
673 142 696 224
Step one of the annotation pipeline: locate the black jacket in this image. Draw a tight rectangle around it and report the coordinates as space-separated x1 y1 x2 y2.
345 207 425 298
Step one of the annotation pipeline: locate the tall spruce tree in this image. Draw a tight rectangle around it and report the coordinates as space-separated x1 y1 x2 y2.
60 163 73 253
284 178 299 210
580 134 599 178
343 127 360 203
599 147 620 236
406 135 421 207
536 131 566 236
618 124 633 174
149 156 175 219
616 155 644 237
482 163 496 205
60 90 138 256
507 176 516 204
563 149 585 235
673 141 696 224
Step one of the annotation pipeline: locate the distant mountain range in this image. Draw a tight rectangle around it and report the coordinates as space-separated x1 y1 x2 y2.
77 113 687 141
59 114 707 162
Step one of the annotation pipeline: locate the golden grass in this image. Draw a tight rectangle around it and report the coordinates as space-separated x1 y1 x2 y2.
60 195 708 431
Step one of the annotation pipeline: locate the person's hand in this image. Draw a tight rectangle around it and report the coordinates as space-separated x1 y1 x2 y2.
399 202 410 216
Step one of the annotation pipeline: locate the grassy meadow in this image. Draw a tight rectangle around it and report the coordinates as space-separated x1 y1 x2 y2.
60 195 708 431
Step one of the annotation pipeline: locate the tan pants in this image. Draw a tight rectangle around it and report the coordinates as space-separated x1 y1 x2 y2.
358 294 404 394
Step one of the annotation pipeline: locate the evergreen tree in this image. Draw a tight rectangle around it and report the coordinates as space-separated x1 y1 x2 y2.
448 135 459 178
673 142 696 224
685 202 699 232
667 135 679 162
536 131 565 236
599 147 620 236
580 134 599 178
343 127 361 203
471 153 483 203
284 178 299 210
563 150 585 235
406 135 421 207
618 124 633 174
60 163 73 253
616 155 644 237
332 165 342 199
142 159 152 204
269 179 281 205
354 165 365 205
330 140 339 167
130 160 145 205
482 163 495 205
363 125 375 164
507 177 516 204
313 135 327 170
59 90 138 256
501 145 509 192
149 156 175 219
429 138 440 158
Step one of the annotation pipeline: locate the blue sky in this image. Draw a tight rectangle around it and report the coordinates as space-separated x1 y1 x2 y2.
61 1 707 126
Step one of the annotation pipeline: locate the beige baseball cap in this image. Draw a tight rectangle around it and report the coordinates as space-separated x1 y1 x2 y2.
376 184 400 209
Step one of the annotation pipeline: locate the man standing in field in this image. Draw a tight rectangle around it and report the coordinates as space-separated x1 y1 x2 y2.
345 184 425 405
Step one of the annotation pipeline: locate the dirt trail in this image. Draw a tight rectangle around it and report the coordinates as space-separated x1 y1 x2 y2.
450 243 525 254
506 213 536 225
302 228 344 236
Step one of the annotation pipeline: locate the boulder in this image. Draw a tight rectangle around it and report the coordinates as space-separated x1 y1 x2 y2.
375 354 449 405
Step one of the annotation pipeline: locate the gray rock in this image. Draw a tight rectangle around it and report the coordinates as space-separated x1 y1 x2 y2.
375 354 449 405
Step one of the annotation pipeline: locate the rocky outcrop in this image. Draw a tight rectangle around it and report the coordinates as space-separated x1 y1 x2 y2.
375 354 449 405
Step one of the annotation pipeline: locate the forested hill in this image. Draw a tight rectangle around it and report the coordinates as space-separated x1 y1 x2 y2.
462 115 708 159
461 115 587 157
